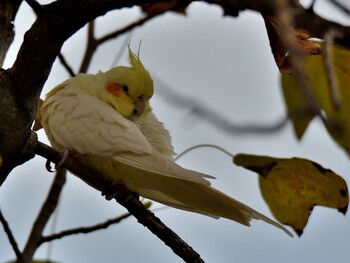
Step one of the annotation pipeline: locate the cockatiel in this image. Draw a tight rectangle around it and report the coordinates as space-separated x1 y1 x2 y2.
40 47 292 237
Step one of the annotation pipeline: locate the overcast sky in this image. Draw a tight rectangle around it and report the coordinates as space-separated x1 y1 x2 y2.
1 1 350 262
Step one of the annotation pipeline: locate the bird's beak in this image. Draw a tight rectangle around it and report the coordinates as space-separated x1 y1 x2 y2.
133 96 147 116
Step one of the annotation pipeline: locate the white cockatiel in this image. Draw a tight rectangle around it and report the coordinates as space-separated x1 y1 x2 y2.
40 48 292 236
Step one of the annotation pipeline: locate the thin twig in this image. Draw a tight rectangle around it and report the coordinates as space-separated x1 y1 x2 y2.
79 5 177 73
41 199 153 245
155 75 317 135
20 168 67 263
97 7 172 45
46 193 61 260
34 141 204 263
0 207 21 260
41 213 132 244
58 53 76 77
328 0 350 15
79 21 98 73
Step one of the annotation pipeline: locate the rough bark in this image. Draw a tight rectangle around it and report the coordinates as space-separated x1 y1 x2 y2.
0 0 22 66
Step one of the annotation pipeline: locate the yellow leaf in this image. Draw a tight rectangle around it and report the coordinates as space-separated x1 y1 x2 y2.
281 74 316 139
281 43 350 155
234 153 348 236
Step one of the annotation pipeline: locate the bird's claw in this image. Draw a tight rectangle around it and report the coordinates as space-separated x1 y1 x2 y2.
101 183 119 200
102 190 117 201
45 159 54 172
102 183 140 201
45 149 70 172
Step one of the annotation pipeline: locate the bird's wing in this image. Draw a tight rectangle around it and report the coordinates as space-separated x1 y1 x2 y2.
42 85 153 156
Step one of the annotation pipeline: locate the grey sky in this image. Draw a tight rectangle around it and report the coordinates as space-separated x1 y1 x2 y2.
1 1 350 262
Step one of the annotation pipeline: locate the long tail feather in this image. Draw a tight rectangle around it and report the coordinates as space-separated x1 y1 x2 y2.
121 165 293 237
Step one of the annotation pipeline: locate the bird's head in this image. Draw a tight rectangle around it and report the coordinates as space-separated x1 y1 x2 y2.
97 47 154 118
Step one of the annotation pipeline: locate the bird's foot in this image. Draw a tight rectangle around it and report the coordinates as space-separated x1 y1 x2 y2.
56 149 70 169
101 182 120 200
45 149 70 172
102 187 117 201
102 183 140 201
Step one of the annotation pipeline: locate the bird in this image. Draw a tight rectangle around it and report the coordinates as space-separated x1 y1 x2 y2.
40 47 292 237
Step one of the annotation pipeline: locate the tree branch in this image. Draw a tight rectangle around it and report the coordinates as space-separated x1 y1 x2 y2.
0 207 21 260
207 0 350 45
20 168 67 263
35 141 204 263
25 0 44 15
0 0 22 66
79 21 98 73
97 3 177 45
155 75 322 135
58 53 76 77
79 4 174 73
328 0 350 15
40 213 132 244
292 5 350 45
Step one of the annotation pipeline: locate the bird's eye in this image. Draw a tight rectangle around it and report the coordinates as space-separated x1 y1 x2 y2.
123 85 129 93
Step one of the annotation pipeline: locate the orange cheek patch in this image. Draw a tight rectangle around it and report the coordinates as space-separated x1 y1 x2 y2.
106 82 122 97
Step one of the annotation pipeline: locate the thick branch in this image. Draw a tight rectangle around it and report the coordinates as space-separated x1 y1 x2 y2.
35 141 204 263
25 0 44 15
0 0 22 66
0 72 37 185
207 0 350 44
